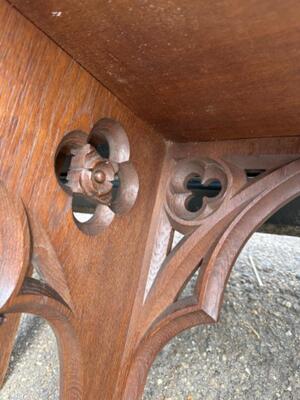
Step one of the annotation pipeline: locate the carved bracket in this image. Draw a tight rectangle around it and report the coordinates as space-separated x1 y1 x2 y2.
1 131 300 400
116 143 300 400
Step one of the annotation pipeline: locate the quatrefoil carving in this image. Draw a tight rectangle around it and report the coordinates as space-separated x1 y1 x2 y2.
55 118 139 235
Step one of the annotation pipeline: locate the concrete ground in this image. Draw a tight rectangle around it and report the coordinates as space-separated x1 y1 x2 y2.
1 232 300 399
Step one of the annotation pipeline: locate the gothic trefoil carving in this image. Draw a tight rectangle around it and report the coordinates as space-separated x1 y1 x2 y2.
119 149 300 400
1 138 300 400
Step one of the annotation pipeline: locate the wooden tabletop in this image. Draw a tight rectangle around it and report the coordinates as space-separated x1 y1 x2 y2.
9 0 300 142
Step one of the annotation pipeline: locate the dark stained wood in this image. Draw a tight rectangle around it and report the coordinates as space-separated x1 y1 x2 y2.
8 0 300 142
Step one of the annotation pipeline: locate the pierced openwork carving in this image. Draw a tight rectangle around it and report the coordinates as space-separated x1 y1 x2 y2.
116 148 300 400
165 158 247 233
55 118 139 235
0 181 82 399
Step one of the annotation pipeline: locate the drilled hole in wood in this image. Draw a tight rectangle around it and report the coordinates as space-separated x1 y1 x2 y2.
185 177 221 212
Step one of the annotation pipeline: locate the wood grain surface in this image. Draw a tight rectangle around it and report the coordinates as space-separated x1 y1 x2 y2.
119 138 300 399
1 2 300 400
0 1 165 398
8 0 300 141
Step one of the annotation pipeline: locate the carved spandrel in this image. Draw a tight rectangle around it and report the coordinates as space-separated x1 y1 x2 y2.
0 181 82 400
122 152 300 400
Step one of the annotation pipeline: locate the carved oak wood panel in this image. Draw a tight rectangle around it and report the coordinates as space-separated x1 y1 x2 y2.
0 2 165 399
1 2 300 400
117 138 300 399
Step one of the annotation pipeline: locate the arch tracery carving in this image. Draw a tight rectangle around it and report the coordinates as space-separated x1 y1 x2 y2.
0 181 82 399
119 148 300 400
1 140 300 400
